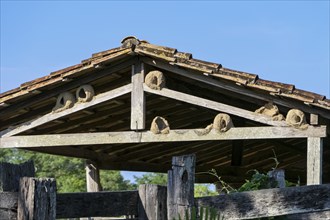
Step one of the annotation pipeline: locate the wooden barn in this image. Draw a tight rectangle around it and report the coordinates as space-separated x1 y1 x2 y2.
1 36 329 187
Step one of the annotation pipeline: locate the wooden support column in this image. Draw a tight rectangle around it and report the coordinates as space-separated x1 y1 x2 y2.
231 120 244 166
307 137 323 185
167 154 196 220
86 160 102 192
18 177 56 220
138 184 167 220
131 62 146 130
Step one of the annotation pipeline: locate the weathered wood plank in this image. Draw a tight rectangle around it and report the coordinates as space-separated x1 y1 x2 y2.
310 113 319 125
131 62 146 130
0 84 132 137
307 137 323 185
86 160 102 192
143 84 288 127
56 191 138 218
0 161 35 192
138 184 167 220
0 192 17 220
142 57 330 119
1 126 326 148
168 154 195 220
196 184 330 220
18 177 56 220
287 210 330 219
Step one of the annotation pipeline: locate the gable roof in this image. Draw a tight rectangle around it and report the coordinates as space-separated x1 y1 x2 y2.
1 36 329 112
0 36 329 185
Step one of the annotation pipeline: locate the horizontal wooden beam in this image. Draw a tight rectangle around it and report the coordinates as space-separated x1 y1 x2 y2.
1 126 326 148
0 84 132 138
143 84 287 127
196 184 330 219
56 191 138 218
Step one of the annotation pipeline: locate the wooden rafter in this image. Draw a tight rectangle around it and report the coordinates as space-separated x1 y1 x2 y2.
0 84 132 137
143 84 287 127
142 57 330 119
1 126 326 148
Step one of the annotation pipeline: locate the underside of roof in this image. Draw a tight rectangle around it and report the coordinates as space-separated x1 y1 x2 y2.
0 36 329 185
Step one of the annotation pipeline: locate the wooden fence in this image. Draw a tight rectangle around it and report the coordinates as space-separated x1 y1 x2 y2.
1 155 330 220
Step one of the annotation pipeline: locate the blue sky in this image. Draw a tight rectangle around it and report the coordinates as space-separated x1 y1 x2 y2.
1 1 329 182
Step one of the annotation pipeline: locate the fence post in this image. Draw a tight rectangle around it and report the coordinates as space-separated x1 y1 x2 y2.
167 154 196 220
0 161 35 192
86 160 102 192
138 184 167 220
18 177 56 220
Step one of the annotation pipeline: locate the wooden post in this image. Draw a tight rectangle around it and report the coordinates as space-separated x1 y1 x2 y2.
307 137 323 185
86 160 102 192
167 154 196 220
18 177 56 220
0 160 35 192
131 62 146 130
138 184 167 220
268 169 285 188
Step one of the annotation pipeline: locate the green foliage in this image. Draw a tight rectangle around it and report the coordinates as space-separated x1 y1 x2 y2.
0 148 135 192
134 172 167 185
194 184 218 197
238 170 277 192
101 170 136 191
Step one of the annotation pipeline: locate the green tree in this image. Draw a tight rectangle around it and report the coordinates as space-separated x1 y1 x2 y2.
0 149 135 192
194 184 218 197
134 172 218 197
134 172 168 185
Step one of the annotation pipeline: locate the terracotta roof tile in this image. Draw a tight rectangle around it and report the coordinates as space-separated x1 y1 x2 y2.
0 36 329 113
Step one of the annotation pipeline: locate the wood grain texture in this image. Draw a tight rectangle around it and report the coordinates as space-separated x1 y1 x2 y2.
56 191 138 218
18 177 56 220
143 84 288 127
307 137 323 185
86 160 102 192
1 126 326 148
138 184 167 220
167 154 195 220
196 184 330 220
0 192 17 220
0 83 132 137
131 62 146 130
0 161 35 192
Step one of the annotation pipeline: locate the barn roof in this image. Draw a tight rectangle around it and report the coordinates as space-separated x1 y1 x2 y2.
1 36 329 185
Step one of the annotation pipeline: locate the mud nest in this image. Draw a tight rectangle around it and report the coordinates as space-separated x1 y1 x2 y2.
255 103 285 121
150 116 170 134
286 109 308 129
145 70 166 90
53 92 75 112
76 85 95 103
213 113 234 132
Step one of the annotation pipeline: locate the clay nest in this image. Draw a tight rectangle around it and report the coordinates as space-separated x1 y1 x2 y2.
286 109 308 129
145 70 166 90
53 92 75 112
213 113 234 132
150 116 170 134
255 103 285 121
76 85 95 103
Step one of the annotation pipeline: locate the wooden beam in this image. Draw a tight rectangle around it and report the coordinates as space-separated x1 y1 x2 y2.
1 126 326 148
0 84 132 137
143 84 287 127
56 191 138 218
142 57 330 119
131 62 146 130
196 184 330 219
307 137 323 185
